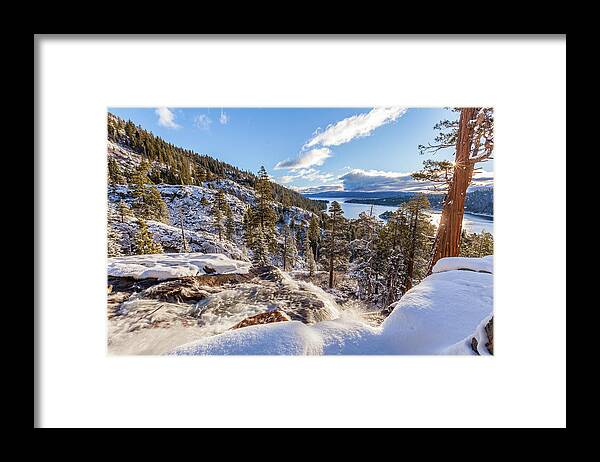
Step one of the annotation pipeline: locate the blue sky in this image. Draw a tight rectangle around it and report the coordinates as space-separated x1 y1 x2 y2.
108 107 494 193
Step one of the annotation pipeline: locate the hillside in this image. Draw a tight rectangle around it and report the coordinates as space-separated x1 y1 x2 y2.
108 113 326 214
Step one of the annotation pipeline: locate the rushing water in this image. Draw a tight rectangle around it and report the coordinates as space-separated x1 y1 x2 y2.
308 196 494 235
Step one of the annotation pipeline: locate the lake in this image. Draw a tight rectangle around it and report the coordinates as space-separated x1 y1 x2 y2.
307 196 494 235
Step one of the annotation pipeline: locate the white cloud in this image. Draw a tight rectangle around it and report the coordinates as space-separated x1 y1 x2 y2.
219 111 229 125
194 114 212 130
274 148 332 171
273 167 337 186
155 107 180 129
277 175 295 184
338 167 494 193
339 168 436 192
305 107 407 148
294 184 344 194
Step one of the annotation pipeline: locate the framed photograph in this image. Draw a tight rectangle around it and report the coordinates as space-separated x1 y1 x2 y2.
35 35 566 428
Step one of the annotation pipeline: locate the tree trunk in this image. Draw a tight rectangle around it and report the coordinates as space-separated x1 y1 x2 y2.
405 205 419 291
328 213 336 288
427 108 476 274
179 209 187 252
283 234 288 271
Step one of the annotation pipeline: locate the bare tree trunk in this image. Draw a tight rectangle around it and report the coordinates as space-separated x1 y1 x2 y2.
405 204 420 291
179 208 188 252
328 214 336 289
427 108 476 274
283 233 288 271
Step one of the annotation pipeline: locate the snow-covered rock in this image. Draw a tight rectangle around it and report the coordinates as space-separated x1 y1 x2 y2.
108 253 252 280
378 269 493 354
432 255 493 274
107 265 347 354
168 256 494 355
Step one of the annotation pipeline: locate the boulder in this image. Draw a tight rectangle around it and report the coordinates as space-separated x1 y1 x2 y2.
230 310 291 330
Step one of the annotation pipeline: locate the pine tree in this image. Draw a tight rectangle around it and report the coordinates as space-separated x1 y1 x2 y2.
460 230 493 257
225 204 235 241
107 225 124 257
308 214 321 260
211 190 227 241
249 166 278 263
401 194 434 291
349 212 382 300
304 232 317 277
321 201 349 288
414 107 494 273
130 161 169 223
295 224 304 252
254 166 277 251
281 223 298 271
117 200 132 223
242 206 255 249
134 219 163 254
252 230 269 266
108 157 125 188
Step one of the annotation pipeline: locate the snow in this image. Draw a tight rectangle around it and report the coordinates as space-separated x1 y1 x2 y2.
108 252 252 280
171 321 325 355
443 314 493 355
168 256 493 355
432 255 493 274
108 182 314 265
378 269 493 354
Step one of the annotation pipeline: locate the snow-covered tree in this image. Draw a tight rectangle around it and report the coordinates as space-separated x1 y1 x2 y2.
133 218 163 254
130 160 169 223
254 166 277 252
321 201 349 288
281 223 298 271
108 156 125 188
117 200 132 223
242 206 255 249
225 206 235 241
251 230 269 266
211 189 228 241
308 214 321 260
460 230 493 257
304 232 316 277
107 225 124 257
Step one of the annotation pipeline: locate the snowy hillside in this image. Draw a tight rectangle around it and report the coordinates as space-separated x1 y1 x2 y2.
108 182 314 262
168 256 493 355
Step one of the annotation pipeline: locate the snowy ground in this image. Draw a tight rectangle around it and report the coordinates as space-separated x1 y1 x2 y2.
108 252 252 280
168 256 494 355
108 182 315 263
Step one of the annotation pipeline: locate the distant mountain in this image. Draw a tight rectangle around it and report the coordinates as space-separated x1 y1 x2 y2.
304 191 414 199
343 188 494 216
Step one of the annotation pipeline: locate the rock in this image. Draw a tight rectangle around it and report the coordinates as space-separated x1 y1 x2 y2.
470 316 493 355
230 310 291 330
203 265 217 274
139 274 251 303
107 277 160 294
470 337 480 355
250 265 284 282
484 317 493 354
